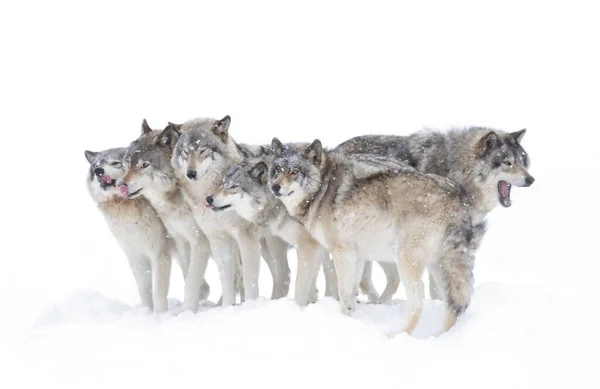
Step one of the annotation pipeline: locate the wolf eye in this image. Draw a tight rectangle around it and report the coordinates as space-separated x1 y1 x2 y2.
141 162 150 168
291 169 299 175
274 165 283 173
182 149 189 158
229 184 239 190
110 161 122 167
503 160 512 167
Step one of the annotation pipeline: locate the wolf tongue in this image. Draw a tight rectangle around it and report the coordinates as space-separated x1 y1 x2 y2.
101 175 113 185
119 185 129 197
500 181 510 197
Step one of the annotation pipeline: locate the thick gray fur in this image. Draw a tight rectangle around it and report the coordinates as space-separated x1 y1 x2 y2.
335 127 534 300
268 139 477 334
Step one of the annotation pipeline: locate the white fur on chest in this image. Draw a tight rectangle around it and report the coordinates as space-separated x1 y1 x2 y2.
100 201 166 257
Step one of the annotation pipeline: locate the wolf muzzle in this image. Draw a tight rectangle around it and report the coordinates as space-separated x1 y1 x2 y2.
524 175 535 186
186 170 197 180
271 184 281 196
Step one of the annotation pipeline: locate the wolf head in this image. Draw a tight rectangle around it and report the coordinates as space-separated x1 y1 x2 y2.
205 160 271 220
474 128 534 207
117 119 180 199
85 147 127 202
269 138 324 208
171 115 237 183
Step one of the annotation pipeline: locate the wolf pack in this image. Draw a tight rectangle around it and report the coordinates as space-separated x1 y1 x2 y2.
85 115 534 336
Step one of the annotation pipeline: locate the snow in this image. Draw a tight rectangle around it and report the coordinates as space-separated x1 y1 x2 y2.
2 1 599 388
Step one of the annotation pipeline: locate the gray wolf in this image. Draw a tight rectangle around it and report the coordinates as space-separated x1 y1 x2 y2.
268 138 477 335
85 147 173 312
205 155 332 306
336 127 534 299
170 115 291 306
117 121 212 312
229 141 340 301
335 127 534 225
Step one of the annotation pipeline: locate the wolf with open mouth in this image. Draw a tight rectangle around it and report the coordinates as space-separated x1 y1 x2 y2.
336 126 534 301
336 127 534 224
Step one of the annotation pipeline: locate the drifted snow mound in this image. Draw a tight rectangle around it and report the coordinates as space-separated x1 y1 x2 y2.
19 283 589 389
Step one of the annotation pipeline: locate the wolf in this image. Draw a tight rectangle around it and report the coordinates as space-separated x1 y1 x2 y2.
335 127 534 224
117 120 212 312
85 147 173 312
169 115 291 306
233 143 340 300
268 138 477 334
336 127 534 300
205 155 332 306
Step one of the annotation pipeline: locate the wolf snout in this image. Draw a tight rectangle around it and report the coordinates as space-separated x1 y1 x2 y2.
271 183 281 195
524 175 535 187
94 167 104 176
205 196 214 205
186 170 197 180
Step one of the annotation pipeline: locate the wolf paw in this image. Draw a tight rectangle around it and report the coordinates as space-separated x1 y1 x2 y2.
153 300 168 313
308 290 319 304
199 282 211 301
340 302 356 316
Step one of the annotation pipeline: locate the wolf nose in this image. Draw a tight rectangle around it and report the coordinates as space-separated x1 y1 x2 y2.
94 167 104 176
271 184 281 194
525 176 535 186
205 196 214 205
186 170 197 180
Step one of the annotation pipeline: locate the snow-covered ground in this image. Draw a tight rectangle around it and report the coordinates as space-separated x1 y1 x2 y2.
2 1 599 388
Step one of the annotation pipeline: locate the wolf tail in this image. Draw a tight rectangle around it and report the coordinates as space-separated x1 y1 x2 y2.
437 214 476 332
471 220 487 252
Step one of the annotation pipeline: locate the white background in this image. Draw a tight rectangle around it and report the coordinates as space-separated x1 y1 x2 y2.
1 1 599 388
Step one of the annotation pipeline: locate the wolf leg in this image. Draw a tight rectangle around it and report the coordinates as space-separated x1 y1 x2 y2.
234 246 245 303
295 239 324 306
395 247 425 335
331 248 360 315
233 229 261 300
359 261 380 302
173 239 191 279
379 261 400 303
182 233 212 312
126 253 153 310
150 250 171 313
429 272 443 300
322 250 338 300
207 234 238 307
353 256 367 300
261 235 291 299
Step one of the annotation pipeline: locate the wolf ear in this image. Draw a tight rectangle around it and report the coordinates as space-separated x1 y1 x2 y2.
271 137 284 155
250 161 268 184
304 139 323 166
475 131 499 158
84 150 98 164
167 122 183 134
157 124 181 148
511 128 526 143
141 119 152 135
212 115 231 143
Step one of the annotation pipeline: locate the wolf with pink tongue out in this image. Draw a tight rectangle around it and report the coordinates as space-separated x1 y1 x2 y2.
85 147 174 312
